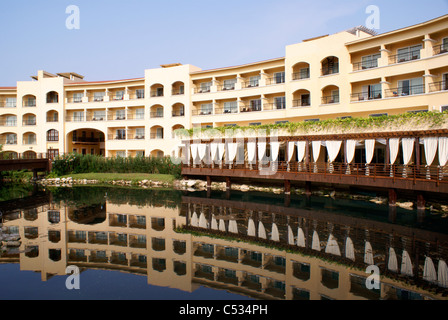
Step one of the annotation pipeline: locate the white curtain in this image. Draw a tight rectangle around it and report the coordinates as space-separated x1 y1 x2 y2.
296 141 307 172
326 140 342 174
364 241 374 265
312 231 321 251
228 220 238 234
219 219 226 232
258 221 267 239
423 256 437 283
247 141 256 164
270 141 280 162
325 234 341 256
257 141 266 163
389 138 400 177
218 143 225 164
388 247 398 272
271 223 280 242
199 213 208 228
191 212 199 227
345 140 357 175
288 226 295 245
210 143 219 163
198 144 207 161
297 228 306 247
365 139 375 176
226 143 238 165
287 141 295 171
423 137 438 179
211 215 218 230
439 137 448 180
312 141 321 173
438 260 448 288
401 250 414 276
191 144 199 163
345 237 355 261
247 218 256 237
402 138 415 178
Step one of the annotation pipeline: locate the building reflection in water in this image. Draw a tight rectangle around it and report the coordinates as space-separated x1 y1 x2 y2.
1 187 447 300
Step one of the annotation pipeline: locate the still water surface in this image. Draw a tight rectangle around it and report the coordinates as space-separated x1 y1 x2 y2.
0 184 447 300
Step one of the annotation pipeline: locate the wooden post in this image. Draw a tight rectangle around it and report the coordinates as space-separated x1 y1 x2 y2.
417 193 425 222
284 180 291 195
225 177 231 190
388 188 397 206
206 176 211 189
305 181 312 197
415 137 421 174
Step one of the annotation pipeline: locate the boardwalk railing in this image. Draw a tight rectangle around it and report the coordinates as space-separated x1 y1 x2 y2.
183 161 448 184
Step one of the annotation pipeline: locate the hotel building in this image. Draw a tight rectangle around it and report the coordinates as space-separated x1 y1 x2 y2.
0 15 447 159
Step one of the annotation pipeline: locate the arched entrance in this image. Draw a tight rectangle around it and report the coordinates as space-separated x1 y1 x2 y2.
66 129 105 156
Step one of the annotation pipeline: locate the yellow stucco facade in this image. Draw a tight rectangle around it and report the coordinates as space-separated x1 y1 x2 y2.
1 15 447 158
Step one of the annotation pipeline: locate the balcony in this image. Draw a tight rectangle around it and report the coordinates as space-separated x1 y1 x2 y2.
150 112 163 118
192 109 212 116
350 90 382 102
292 68 310 80
0 100 17 108
385 84 425 98
321 95 340 104
150 133 164 139
240 103 262 113
67 97 83 103
292 98 311 107
433 44 448 56
22 119 37 126
352 60 379 71
242 80 260 88
127 134 145 140
108 134 126 141
266 76 285 86
172 110 185 117
215 107 238 115
429 81 448 93
321 64 339 76
194 87 211 94
150 90 164 97
72 137 104 143
388 52 420 64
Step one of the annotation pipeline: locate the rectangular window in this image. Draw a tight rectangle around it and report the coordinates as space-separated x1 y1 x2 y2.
93 110 105 120
73 111 84 122
156 127 163 139
73 92 83 103
116 151 126 157
361 53 380 69
250 99 261 111
135 128 145 139
200 82 212 93
224 101 238 113
116 129 126 140
249 122 261 126
274 96 286 109
200 103 213 115
6 134 17 144
398 77 424 95
274 72 285 84
93 92 105 102
397 44 422 62
6 98 16 108
114 91 124 100
362 83 382 100
136 89 145 99
249 75 260 87
115 109 125 120
135 108 145 119
223 79 237 90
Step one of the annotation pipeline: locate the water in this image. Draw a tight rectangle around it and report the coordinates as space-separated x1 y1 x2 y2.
0 184 447 301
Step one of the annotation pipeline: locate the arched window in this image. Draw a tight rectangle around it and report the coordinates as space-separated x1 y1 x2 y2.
46 91 59 103
47 129 59 142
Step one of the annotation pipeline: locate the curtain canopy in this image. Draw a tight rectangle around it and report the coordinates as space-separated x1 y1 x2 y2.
326 141 342 163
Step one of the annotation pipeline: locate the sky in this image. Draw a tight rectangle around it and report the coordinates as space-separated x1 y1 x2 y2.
0 0 447 86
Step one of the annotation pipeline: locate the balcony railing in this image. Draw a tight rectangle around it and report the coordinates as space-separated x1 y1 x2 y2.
240 104 262 113
0 120 17 126
127 134 145 140
150 133 164 139
385 84 425 98
150 90 164 97
67 97 83 103
0 138 17 145
321 64 339 76
218 84 236 91
388 52 420 64
266 76 285 85
242 81 259 88
22 119 37 126
350 90 382 102
292 69 310 80
72 137 104 143
321 95 340 104
429 81 448 93
46 117 59 123
108 134 126 141
292 99 311 107
352 60 378 71
0 101 17 108
88 95 105 102
129 92 145 100
172 110 185 117
22 101 36 107
150 112 163 118
192 109 213 116
215 107 238 115
172 89 185 95
66 117 85 122
194 87 211 94
107 114 126 121
262 103 285 111
126 113 145 120
433 44 448 55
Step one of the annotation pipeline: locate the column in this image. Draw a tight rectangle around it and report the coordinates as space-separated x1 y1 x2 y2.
388 189 397 207
422 34 436 59
379 44 391 67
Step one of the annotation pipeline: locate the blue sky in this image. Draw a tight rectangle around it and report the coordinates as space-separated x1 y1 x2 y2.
0 0 447 86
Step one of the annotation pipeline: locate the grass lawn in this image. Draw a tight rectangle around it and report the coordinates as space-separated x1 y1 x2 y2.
59 173 177 183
